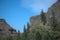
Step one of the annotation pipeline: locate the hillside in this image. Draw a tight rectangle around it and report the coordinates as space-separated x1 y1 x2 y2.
0 19 17 40
29 0 60 40
30 0 60 31
0 0 60 40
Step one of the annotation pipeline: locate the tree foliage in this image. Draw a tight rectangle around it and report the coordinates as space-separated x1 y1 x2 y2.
40 10 47 25
35 32 41 40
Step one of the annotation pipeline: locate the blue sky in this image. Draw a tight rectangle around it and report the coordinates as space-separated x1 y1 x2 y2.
0 0 57 32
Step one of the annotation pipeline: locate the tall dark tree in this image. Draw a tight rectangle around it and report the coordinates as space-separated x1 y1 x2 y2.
22 25 27 40
40 10 46 25
26 22 30 40
27 22 30 31
24 25 27 33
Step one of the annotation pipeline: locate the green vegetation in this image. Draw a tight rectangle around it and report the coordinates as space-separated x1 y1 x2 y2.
0 10 60 40
35 32 41 40
40 10 46 25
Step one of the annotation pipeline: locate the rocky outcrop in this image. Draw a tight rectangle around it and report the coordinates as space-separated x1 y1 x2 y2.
47 0 60 22
30 0 60 27
0 19 17 37
30 1 60 40
30 15 41 27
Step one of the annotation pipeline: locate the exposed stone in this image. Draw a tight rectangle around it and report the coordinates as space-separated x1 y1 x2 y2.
0 19 17 37
30 0 60 40
30 0 60 30
47 0 60 22
30 15 41 27
30 0 60 28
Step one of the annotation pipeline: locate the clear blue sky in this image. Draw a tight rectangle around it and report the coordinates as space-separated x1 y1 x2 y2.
0 0 57 32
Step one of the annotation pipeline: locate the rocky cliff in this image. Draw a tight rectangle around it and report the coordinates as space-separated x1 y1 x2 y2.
47 0 60 22
29 1 60 40
0 19 17 37
30 0 60 27
30 15 41 27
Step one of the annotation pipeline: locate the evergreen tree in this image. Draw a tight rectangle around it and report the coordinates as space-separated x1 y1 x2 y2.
22 25 27 40
26 22 30 40
24 25 26 33
40 10 46 25
27 22 30 31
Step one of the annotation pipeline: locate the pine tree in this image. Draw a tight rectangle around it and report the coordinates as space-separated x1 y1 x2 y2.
26 22 30 40
27 22 30 34
27 22 30 31
23 25 27 40
24 25 27 33
40 10 46 25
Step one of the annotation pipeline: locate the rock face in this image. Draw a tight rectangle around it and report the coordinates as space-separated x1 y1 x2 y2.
30 1 60 40
30 0 60 27
47 0 60 22
0 19 16 37
30 15 41 27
